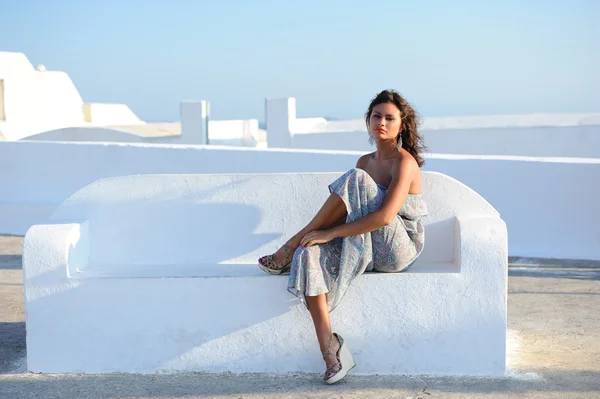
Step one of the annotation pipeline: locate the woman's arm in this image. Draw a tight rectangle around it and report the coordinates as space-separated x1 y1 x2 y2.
300 157 415 247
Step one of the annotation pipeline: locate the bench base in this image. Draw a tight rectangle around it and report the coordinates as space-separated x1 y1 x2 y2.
26 272 505 376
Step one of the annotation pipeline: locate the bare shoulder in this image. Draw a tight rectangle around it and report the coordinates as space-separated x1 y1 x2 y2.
356 152 374 169
392 149 418 174
392 150 422 193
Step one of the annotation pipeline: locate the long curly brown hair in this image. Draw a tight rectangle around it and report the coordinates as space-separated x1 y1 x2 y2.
365 89 427 167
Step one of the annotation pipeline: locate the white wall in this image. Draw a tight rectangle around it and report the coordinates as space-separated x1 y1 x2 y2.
267 98 600 158
290 126 600 158
23 127 150 143
1 141 599 260
425 155 600 260
208 119 262 146
23 119 264 147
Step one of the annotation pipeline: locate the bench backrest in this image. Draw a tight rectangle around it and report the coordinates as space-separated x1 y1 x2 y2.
49 172 498 271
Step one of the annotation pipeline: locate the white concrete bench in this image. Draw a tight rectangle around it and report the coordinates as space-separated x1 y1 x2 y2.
23 171 507 376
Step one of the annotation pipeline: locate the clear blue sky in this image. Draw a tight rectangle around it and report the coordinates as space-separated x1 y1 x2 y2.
1 0 599 122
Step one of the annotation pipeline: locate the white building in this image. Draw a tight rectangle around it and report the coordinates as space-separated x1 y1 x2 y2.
0 52 143 141
0 52 265 146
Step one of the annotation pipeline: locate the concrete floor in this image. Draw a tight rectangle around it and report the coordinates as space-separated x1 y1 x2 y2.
1 235 599 398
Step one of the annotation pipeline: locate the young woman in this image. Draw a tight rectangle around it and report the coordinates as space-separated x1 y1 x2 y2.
258 89 428 384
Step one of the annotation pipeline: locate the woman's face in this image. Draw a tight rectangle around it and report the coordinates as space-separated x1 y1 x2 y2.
369 102 402 142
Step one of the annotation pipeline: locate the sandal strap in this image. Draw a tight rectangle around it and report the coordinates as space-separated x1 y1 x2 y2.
324 361 342 380
322 333 342 359
261 244 293 270
263 255 278 269
326 362 341 372
321 334 334 357
281 244 291 265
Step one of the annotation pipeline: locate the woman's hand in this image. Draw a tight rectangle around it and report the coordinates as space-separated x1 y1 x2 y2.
300 229 335 248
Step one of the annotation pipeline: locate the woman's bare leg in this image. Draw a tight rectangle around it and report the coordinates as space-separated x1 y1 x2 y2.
305 294 340 371
264 193 347 267
290 193 347 245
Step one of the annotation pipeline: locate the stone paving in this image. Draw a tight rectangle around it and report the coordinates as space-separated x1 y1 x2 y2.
1 235 599 398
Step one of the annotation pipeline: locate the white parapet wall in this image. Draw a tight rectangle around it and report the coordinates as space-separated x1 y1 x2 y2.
22 172 507 375
207 119 261 147
1 141 599 260
22 120 264 147
266 98 600 158
426 154 600 260
21 127 150 143
21 101 264 147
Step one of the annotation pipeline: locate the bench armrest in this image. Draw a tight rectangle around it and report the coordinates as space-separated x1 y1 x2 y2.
23 222 90 299
457 214 508 283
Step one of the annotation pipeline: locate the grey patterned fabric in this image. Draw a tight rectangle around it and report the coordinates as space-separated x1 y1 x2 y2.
287 168 428 312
